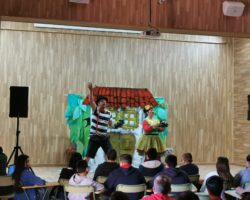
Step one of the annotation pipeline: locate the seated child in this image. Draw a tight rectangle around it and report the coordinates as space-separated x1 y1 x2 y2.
68 160 104 200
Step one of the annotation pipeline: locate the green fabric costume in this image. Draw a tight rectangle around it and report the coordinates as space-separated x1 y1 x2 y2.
65 94 91 157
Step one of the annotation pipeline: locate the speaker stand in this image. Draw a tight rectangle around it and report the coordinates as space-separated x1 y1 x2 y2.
7 116 24 165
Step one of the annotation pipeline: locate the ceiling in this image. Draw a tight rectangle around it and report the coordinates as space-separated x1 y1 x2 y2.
1 0 250 37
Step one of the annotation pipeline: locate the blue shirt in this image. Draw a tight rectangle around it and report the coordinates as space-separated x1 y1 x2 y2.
14 169 45 200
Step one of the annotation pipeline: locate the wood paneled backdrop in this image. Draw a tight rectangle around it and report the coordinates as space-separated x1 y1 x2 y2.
234 38 250 164
0 21 234 165
1 0 250 36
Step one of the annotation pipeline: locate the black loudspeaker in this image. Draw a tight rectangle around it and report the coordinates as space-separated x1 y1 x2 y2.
9 86 29 118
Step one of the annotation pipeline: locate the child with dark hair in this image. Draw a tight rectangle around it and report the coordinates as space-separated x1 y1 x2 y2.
149 154 190 189
105 154 146 200
139 148 164 177
59 152 82 180
176 191 199 200
206 176 223 200
93 149 119 181
201 156 234 192
12 154 46 200
68 160 104 200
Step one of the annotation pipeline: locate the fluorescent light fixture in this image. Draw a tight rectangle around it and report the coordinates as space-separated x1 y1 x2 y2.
34 23 142 34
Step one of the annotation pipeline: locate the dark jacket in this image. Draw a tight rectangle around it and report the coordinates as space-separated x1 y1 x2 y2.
59 167 75 180
93 162 119 181
179 163 199 175
105 167 146 200
149 167 190 188
139 160 164 177
0 153 7 175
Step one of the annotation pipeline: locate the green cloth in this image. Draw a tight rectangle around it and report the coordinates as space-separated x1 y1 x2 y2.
153 97 168 142
65 94 91 156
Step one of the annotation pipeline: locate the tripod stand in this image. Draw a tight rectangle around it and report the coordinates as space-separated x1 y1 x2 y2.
7 116 24 165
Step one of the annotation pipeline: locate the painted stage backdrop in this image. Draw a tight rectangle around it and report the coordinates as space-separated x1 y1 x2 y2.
65 87 168 169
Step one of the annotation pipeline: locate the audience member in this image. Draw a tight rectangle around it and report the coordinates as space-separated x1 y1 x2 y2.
59 152 82 180
179 153 199 175
141 175 173 200
139 148 164 177
52 152 82 199
110 191 129 200
12 154 46 200
0 146 7 175
149 154 190 188
105 154 146 200
68 160 104 200
201 156 234 192
234 154 250 187
93 149 119 181
206 176 223 200
176 191 199 200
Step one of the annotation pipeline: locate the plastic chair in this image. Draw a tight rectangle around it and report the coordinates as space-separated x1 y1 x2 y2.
116 183 147 195
196 192 209 200
0 176 14 200
96 176 107 184
63 184 95 200
171 183 192 193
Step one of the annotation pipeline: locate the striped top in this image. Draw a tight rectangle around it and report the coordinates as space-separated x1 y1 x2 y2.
90 108 111 136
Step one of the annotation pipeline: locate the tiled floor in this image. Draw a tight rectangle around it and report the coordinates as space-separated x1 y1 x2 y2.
32 164 243 183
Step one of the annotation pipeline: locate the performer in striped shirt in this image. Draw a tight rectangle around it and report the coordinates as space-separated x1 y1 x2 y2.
85 82 113 161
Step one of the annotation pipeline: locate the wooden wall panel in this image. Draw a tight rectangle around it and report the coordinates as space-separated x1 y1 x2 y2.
0 21 233 165
1 0 250 36
234 38 250 165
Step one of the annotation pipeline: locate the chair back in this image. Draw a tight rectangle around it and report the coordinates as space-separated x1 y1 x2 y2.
196 192 209 200
59 178 69 186
171 183 192 193
96 176 107 184
63 184 95 200
188 174 200 183
116 184 146 195
0 176 14 198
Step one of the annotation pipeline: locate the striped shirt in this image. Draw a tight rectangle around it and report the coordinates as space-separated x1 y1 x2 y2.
90 108 111 136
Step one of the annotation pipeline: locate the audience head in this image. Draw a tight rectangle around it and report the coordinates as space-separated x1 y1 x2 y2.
146 148 158 161
119 154 132 165
246 154 250 167
110 191 129 200
165 154 177 168
68 152 82 170
107 149 117 161
0 146 3 154
176 191 199 200
206 175 223 197
153 175 171 195
216 156 233 181
12 154 30 186
181 153 193 164
76 160 88 174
